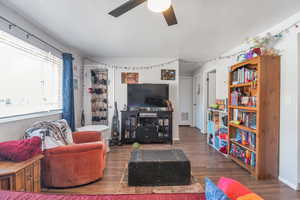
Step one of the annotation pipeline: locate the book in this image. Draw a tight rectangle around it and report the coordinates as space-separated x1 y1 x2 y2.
230 143 256 166
233 129 256 149
232 67 257 85
232 110 257 129
230 90 256 107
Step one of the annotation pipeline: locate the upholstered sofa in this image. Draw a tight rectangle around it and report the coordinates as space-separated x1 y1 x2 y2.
42 131 106 188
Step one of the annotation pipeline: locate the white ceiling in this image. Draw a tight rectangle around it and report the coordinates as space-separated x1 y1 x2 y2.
179 60 201 76
1 0 300 65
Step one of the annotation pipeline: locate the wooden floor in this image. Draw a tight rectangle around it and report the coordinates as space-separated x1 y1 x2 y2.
44 127 300 200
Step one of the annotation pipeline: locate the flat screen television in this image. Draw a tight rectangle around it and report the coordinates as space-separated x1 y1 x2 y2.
127 84 169 108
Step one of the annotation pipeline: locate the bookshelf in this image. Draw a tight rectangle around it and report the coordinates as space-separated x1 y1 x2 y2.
207 108 228 155
228 56 280 179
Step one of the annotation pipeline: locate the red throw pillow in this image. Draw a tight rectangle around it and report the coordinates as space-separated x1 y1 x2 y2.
0 137 42 162
217 177 252 200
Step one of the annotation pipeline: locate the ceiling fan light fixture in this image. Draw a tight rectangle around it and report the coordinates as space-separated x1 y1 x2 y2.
147 0 171 13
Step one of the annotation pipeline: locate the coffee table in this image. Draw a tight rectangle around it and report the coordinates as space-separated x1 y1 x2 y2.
128 149 191 186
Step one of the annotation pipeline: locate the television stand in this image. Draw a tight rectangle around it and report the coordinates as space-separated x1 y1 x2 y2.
121 110 173 144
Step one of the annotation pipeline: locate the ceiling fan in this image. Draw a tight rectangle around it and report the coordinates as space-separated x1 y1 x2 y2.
108 0 178 26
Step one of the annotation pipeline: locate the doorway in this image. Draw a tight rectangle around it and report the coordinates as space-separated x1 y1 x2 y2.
179 76 193 126
83 68 109 126
204 70 216 133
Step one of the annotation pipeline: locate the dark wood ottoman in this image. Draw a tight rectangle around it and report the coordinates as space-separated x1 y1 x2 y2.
128 149 191 186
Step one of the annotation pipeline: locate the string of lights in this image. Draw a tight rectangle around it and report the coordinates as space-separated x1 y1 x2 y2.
203 19 300 63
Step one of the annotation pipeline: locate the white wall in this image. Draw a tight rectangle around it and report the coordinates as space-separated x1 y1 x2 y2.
193 11 300 190
0 2 83 142
84 57 180 141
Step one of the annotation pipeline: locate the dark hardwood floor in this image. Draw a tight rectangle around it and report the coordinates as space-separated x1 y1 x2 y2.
44 127 300 200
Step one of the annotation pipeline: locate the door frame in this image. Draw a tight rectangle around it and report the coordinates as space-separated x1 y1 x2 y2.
192 75 197 127
192 74 201 128
204 69 216 133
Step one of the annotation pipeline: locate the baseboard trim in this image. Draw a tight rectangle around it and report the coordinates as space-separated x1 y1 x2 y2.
192 127 202 133
172 137 180 144
278 176 300 190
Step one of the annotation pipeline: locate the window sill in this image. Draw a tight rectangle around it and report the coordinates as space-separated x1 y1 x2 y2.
0 110 63 124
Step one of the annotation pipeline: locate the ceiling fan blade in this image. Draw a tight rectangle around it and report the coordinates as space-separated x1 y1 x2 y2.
109 0 147 17
163 6 178 26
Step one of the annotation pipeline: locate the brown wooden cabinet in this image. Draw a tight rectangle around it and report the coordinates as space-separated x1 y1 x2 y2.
0 154 43 192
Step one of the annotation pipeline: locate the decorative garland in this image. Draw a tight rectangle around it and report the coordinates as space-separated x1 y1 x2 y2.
84 59 179 70
203 19 300 63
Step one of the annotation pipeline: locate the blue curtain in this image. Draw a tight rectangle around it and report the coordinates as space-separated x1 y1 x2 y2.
62 53 75 131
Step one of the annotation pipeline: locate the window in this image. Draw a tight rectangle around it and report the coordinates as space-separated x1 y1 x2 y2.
0 30 62 119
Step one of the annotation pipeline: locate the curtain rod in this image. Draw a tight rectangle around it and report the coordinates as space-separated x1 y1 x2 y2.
0 15 64 54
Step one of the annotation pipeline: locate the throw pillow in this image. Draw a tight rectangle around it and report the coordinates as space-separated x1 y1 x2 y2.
0 137 42 162
205 177 230 200
217 177 252 200
237 193 264 200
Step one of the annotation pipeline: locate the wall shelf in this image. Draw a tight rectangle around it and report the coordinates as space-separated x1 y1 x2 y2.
230 82 255 88
230 155 256 175
228 106 257 112
229 123 257 134
230 139 256 153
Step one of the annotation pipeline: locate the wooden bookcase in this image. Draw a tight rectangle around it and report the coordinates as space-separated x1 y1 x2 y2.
227 56 280 179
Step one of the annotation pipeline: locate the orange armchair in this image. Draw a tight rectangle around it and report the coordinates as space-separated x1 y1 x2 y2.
42 131 106 188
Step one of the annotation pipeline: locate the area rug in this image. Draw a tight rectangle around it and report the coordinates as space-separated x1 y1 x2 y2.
0 190 205 200
116 165 204 195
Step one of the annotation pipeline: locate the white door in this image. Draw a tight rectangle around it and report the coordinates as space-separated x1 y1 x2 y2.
179 76 193 126
193 74 203 130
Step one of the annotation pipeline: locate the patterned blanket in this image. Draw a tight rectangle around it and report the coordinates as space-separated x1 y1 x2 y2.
25 119 74 150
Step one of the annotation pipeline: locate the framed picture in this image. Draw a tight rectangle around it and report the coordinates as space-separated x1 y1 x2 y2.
161 69 176 80
121 72 139 84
